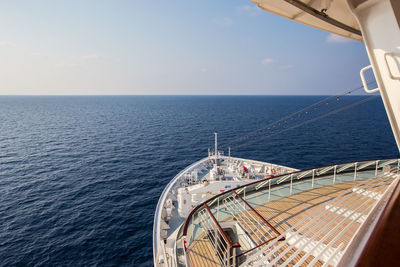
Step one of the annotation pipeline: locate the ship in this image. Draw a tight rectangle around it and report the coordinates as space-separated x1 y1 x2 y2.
153 0 400 266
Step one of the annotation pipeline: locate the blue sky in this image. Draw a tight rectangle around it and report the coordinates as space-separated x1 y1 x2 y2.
0 0 372 95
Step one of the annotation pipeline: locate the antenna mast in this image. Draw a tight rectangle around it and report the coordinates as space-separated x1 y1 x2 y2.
214 131 218 165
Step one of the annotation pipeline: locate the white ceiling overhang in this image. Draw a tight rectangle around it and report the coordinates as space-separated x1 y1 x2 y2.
251 0 363 41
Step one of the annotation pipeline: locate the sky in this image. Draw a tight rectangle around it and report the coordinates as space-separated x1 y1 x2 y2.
0 0 373 95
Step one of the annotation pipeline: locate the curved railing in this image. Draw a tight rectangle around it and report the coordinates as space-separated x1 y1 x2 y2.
181 158 400 267
154 155 297 265
153 156 211 265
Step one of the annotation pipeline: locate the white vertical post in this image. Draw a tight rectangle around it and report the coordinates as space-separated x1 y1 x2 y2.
228 147 231 158
347 0 400 151
375 160 379 176
232 247 236 266
215 226 219 260
217 198 220 220
333 165 337 184
214 223 217 256
227 245 230 267
354 162 358 181
214 131 218 165
290 174 293 195
268 179 271 201
312 169 315 188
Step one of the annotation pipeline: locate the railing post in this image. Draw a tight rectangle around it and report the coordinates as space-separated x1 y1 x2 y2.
290 173 293 195
375 160 379 176
268 179 271 202
217 198 220 220
223 246 227 266
216 230 220 264
354 162 358 181
213 223 218 263
227 244 231 266
202 203 239 266
312 169 315 188
333 165 337 184
232 246 236 266
234 194 237 215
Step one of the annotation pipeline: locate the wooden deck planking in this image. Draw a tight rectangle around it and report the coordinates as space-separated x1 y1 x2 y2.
245 177 393 265
188 235 222 267
187 176 394 266
234 209 278 245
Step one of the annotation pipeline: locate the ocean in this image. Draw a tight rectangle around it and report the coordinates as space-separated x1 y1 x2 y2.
0 95 398 266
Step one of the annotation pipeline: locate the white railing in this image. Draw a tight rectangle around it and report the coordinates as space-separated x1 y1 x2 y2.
185 203 239 267
182 158 400 266
243 169 397 266
255 158 400 200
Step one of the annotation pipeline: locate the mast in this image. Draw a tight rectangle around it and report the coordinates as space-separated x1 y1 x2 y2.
346 0 400 151
214 131 218 165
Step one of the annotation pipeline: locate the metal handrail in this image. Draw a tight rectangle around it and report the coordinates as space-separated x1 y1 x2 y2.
232 191 280 236
242 171 397 266
182 158 399 237
360 65 380 93
182 158 400 267
223 195 270 245
196 209 228 264
203 203 240 249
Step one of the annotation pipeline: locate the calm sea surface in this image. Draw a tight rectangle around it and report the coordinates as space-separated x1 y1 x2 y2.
0 96 398 266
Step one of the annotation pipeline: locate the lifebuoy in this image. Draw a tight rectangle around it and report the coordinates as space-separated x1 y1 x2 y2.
271 168 276 175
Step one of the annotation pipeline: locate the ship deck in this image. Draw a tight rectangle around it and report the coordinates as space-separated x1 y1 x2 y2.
184 160 399 266
154 156 297 266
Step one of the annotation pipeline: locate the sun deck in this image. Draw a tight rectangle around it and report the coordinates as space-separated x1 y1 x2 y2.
182 159 400 266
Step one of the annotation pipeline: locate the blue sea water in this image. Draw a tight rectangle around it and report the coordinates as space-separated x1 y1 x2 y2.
0 95 398 266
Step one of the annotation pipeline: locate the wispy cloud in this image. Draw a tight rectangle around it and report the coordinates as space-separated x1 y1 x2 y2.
237 5 262 16
262 57 274 65
212 17 233 27
326 33 354 43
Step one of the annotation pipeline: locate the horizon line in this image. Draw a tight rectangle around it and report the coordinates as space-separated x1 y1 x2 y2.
0 94 374 97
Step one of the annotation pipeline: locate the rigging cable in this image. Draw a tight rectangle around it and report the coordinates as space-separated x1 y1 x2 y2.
220 80 377 149
233 95 379 149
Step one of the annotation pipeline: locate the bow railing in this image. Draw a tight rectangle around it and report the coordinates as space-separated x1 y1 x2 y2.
181 158 400 266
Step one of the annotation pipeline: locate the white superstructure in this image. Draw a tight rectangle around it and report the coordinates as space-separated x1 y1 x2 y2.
251 0 400 150
153 142 297 266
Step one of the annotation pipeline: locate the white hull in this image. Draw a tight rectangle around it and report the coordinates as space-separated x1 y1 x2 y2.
153 155 297 266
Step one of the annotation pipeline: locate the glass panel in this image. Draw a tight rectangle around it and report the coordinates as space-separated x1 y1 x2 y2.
184 158 399 267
